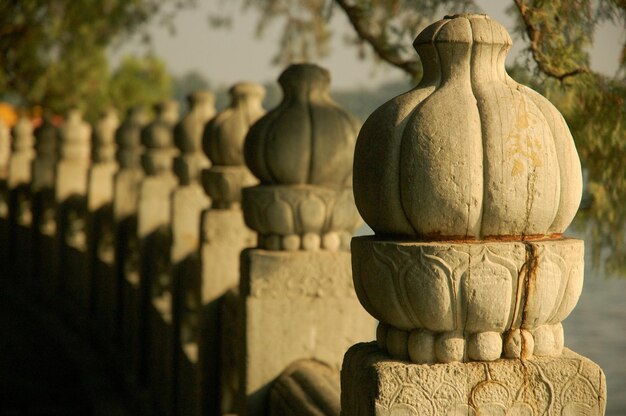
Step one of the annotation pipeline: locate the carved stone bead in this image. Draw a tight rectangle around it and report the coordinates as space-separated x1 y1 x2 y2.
354 237 583 363
244 64 360 187
203 82 265 166
353 14 582 239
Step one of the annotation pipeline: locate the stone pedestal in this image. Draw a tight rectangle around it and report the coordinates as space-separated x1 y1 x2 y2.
176 207 255 416
88 161 118 340
32 116 59 294
0 120 9 276
341 342 606 415
232 249 374 416
114 167 143 361
137 173 177 394
8 117 35 283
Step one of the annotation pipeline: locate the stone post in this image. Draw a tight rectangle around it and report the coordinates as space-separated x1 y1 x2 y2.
113 106 148 364
0 119 11 273
7 116 35 281
56 108 91 311
32 114 60 295
135 100 179 399
168 90 215 416
176 83 262 416
88 107 120 342
233 64 375 415
341 14 606 415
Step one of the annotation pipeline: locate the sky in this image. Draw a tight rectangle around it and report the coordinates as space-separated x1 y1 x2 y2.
109 0 625 90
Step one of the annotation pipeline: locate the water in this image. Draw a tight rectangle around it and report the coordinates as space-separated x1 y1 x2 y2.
563 237 626 415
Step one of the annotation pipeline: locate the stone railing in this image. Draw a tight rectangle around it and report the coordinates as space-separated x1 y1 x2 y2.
0 16 607 415
0 67 375 416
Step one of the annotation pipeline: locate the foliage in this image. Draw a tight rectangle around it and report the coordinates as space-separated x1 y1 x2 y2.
0 0 195 118
109 55 173 117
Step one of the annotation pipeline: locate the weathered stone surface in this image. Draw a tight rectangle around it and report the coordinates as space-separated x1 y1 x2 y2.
242 185 362 251
233 249 375 415
342 13 601 416
341 342 606 416
269 359 340 416
244 64 359 188
352 237 583 363
353 14 582 239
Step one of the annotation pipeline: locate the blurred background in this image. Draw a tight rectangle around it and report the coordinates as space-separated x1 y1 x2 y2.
1 0 625 414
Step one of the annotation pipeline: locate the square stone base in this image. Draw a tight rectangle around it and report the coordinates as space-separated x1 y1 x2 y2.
235 249 376 416
341 342 606 416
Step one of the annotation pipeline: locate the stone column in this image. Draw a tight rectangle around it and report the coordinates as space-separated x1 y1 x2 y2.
88 107 120 342
341 14 606 415
32 114 60 295
7 116 35 281
56 108 91 311
0 119 11 273
176 83 263 416
114 106 148 384
233 64 375 415
136 100 179 399
168 91 215 416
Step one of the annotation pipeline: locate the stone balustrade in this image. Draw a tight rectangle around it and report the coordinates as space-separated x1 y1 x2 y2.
0 35 608 416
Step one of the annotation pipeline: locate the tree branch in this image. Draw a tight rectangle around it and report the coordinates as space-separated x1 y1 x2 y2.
513 0 589 81
334 0 421 78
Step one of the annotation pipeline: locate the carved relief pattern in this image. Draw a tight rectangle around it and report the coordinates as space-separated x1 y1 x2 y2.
249 256 356 299
374 351 604 415
352 238 584 362
242 185 362 251
202 165 257 209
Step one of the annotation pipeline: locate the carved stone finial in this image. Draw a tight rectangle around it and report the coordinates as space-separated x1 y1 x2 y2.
201 82 265 208
350 14 586 364
59 108 91 162
241 64 362 251
354 14 582 240
34 113 59 161
141 100 179 176
173 91 214 185
11 116 34 152
92 107 119 164
0 120 10 178
116 106 149 170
